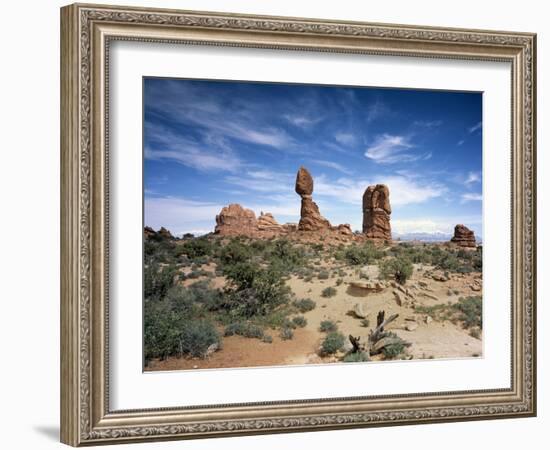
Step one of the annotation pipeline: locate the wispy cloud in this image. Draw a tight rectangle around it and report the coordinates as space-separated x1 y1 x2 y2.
283 114 320 128
461 193 482 203
365 100 390 123
365 134 430 164
464 171 481 185
310 160 353 175
334 132 357 146
144 122 243 172
413 120 443 128
468 121 482 133
457 139 465 146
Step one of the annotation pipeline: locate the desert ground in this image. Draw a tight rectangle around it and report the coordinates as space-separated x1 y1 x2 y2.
144 231 482 371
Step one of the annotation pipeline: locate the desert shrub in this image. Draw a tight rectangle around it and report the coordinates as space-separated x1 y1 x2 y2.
179 320 220 358
224 322 265 339
379 256 413 285
219 240 252 266
291 316 307 328
380 332 407 359
293 298 316 313
143 300 182 362
262 335 273 344
415 296 482 330
319 320 338 333
337 242 383 266
178 237 213 260
455 296 482 328
267 239 304 271
317 270 330 280
343 352 370 363
144 263 177 300
336 278 344 286
280 327 294 340
321 286 337 298
223 265 291 318
320 332 345 355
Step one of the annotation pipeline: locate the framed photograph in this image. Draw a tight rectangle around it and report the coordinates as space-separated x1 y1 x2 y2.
60 3 536 446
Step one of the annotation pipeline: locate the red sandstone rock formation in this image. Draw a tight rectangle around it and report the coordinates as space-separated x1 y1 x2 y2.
214 204 258 236
257 212 283 232
295 167 332 231
362 184 392 241
450 224 476 248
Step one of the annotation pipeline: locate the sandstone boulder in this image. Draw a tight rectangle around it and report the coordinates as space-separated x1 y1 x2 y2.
450 224 476 248
363 184 392 240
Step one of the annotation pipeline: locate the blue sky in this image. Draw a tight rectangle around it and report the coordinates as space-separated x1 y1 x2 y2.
144 78 482 238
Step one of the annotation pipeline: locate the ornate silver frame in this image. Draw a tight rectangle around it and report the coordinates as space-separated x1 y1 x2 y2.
60 3 536 446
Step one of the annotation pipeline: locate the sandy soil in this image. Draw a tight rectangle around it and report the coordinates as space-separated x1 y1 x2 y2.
147 259 482 371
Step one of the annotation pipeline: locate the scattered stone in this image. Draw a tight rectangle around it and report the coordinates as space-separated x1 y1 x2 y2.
425 315 433 324
393 289 406 307
362 184 392 240
432 273 448 282
450 224 476 248
349 281 385 293
404 322 418 331
354 303 367 319
418 281 428 289
470 284 482 292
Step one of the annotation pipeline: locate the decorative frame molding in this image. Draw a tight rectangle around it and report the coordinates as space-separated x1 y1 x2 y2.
60 3 536 446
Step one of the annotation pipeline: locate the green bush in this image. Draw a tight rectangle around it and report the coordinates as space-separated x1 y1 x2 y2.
319 320 338 333
219 240 252 265
143 299 182 362
224 322 265 339
293 298 316 313
380 256 413 285
262 334 273 344
179 320 220 358
291 316 307 328
321 332 345 355
144 263 177 300
343 352 370 363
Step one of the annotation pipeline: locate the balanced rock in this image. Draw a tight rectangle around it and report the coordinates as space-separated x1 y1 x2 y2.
214 203 258 236
450 224 476 248
363 184 392 240
295 167 332 231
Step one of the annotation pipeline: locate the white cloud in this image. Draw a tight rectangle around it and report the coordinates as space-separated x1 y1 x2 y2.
334 132 357 146
145 147 242 172
461 193 483 203
392 219 453 235
464 171 481 185
365 134 429 164
365 100 389 123
468 122 482 133
144 196 223 236
315 174 446 207
457 139 465 146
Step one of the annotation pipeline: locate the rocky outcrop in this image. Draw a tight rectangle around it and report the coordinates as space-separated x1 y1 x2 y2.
295 167 332 231
450 224 476 248
362 184 392 240
214 204 258 236
144 226 174 240
257 212 283 232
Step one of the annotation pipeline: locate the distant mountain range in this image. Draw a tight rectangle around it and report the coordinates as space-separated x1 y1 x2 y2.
394 231 483 243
